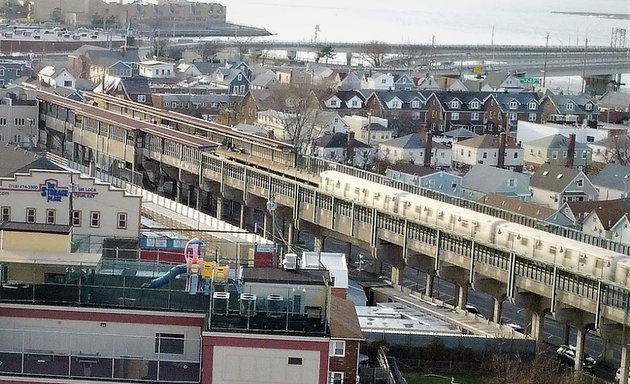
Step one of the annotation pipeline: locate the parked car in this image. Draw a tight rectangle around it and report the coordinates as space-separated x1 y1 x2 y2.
464 304 485 318
556 345 596 371
503 322 525 334
617 367 629 383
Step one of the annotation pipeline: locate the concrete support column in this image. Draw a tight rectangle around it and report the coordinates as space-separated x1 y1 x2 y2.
439 266 469 309
620 343 630 384
425 269 436 298
287 222 296 247
196 187 201 211
313 234 326 253
391 264 404 288
562 322 571 345
187 185 194 207
457 284 469 310
346 52 353 66
175 179 182 203
529 310 545 346
491 296 505 324
216 196 224 221
346 242 352 263
158 173 165 193
239 204 247 229
574 326 588 372
372 258 383 276
263 213 270 239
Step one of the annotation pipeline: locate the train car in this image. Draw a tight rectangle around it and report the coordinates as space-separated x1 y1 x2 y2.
318 170 629 286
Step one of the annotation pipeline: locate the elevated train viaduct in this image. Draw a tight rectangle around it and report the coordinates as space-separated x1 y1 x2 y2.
37 91 630 381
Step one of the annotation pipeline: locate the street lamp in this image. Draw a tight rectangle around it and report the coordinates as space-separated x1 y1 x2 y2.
266 198 278 266
542 34 549 88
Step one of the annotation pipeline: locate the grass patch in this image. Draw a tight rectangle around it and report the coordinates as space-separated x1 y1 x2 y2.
403 372 486 384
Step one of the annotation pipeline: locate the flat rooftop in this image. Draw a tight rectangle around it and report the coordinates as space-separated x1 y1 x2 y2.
356 302 461 335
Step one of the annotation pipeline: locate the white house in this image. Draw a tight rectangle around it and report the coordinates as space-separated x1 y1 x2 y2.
310 132 374 167
361 72 395 90
0 169 142 250
378 133 451 167
139 60 176 79
38 66 76 89
452 134 524 171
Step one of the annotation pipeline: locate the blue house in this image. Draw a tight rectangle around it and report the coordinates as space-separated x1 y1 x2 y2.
0 60 32 86
385 162 463 198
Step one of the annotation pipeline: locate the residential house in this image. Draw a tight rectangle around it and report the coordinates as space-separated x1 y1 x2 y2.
364 90 427 133
67 44 109 79
309 132 374 167
0 59 32 86
328 296 364 384
416 75 443 91
424 91 487 134
523 134 592 168
361 72 395 90
343 115 394 145
462 164 531 201
481 193 573 227
393 73 416 91
339 71 363 90
452 134 524 171
440 127 479 143
434 76 468 91
256 109 343 144
85 48 140 83
562 199 630 244
481 72 528 92
378 132 451 167
598 91 630 123
589 134 630 164
591 163 630 200
540 94 600 125
0 85 38 148
95 76 152 106
322 90 366 115
241 89 280 124
484 92 542 133
37 66 76 89
176 61 221 78
230 61 253 81
151 93 231 120
530 164 598 208
516 120 620 147
462 78 494 92
250 69 278 90
275 67 313 86
139 60 175 79
386 163 463 198
209 66 250 95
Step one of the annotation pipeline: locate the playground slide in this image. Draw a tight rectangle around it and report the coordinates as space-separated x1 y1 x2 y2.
141 264 188 288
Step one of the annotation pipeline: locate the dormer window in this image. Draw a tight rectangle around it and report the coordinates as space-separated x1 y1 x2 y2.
509 100 518 110
566 102 574 111
528 101 537 110
470 100 480 109
391 100 401 108
450 100 460 109
584 103 593 111
411 100 420 108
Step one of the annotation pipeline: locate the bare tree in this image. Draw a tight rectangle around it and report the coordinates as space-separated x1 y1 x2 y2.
485 353 590 384
601 133 630 165
197 40 222 62
273 84 334 151
362 41 390 67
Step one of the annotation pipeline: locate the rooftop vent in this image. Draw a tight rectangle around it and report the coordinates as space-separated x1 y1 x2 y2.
212 292 230 315
239 293 257 317
266 294 284 317
283 253 298 270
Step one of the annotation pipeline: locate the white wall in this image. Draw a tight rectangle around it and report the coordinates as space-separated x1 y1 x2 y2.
516 121 611 145
212 346 320 384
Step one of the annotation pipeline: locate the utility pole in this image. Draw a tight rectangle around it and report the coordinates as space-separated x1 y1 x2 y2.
542 33 549 88
581 35 589 93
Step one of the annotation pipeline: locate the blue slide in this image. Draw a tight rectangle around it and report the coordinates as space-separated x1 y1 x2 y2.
141 264 188 288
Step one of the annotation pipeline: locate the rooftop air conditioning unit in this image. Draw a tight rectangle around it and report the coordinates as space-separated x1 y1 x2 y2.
212 292 230 315
266 294 283 318
239 293 257 317
283 253 298 270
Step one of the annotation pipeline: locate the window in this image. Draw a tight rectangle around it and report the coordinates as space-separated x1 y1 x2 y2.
155 333 184 354
240 84 245 93
528 113 537 121
471 112 479 121
0 117 5 125
509 100 518 109
510 113 517 121
582 151 588 159
552 151 558 159
0 69 4 76
90 211 100 227
46 209 56 224
450 100 460 109
330 340 345 357
351 100 359 107
577 178 584 187
566 102 574 111
137 94 146 102
287 357 302 365
329 99 338 107
72 210 81 226
411 100 420 108
117 212 128 229
450 112 459 120
584 103 593 111
513 152 518 159
528 101 538 110
329 372 343 384
26 208 36 223
470 100 480 109
507 178 516 187
482 152 487 159
63 80 73 87
163 101 169 108
1 206 9 222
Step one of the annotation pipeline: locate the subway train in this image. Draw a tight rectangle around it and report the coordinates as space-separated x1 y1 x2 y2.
319 170 630 286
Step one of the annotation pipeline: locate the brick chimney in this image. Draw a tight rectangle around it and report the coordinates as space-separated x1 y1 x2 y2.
566 133 576 168
423 131 433 167
497 132 507 169
346 131 355 165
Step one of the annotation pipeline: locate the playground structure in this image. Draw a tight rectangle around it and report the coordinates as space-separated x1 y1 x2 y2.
141 238 230 295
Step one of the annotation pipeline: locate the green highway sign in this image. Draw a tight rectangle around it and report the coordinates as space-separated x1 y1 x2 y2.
519 77 541 85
